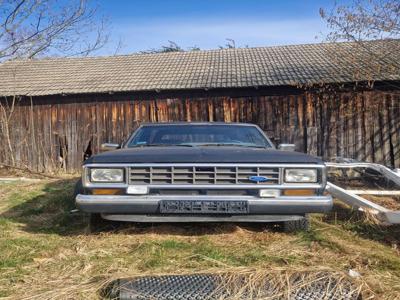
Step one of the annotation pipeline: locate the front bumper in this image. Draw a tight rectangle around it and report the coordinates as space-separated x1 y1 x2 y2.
76 194 333 217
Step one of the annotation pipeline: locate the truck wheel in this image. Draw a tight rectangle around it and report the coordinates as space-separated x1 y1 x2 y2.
282 216 310 233
73 179 83 199
88 213 115 233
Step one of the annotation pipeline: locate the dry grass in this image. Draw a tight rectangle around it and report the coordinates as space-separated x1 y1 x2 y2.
0 180 399 299
362 195 400 211
213 269 363 299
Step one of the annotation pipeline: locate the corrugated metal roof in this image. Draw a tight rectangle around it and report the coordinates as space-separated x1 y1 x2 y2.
0 40 399 97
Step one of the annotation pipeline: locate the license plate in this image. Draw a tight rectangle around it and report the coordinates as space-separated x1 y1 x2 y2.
159 200 248 214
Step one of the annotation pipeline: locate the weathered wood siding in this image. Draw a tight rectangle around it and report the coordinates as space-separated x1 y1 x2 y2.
0 90 399 172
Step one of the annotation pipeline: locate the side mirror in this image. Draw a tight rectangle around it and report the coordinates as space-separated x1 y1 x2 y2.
101 143 120 151
278 143 296 151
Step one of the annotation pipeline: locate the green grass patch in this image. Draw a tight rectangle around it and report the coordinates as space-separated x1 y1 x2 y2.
297 228 346 252
0 236 59 269
1 179 86 235
158 239 191 250
0 217 12 229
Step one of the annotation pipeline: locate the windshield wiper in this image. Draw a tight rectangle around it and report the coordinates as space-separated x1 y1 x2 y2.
195 143 267 148
131 143 267 148
131 143 195 147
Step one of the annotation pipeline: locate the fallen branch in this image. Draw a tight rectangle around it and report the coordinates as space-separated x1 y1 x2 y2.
0 177 42 182
0 164 60 179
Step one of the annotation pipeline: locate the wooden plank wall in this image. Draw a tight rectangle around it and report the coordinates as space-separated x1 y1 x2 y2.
0 90 399 172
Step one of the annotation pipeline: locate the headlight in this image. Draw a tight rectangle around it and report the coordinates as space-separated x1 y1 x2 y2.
284 169 317 183
90 168 124 182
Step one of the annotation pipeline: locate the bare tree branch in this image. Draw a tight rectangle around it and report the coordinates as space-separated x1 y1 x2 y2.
320 0 400 93
0 0 109 61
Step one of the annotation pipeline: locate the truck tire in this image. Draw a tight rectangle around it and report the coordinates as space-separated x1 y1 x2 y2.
282 216 310 232
88 213 114 233
73 179 83 199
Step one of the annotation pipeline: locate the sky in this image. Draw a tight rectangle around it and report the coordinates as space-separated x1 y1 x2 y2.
95 0 341 55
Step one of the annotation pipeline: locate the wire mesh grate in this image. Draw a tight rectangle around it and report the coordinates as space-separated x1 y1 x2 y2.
103 273 361 300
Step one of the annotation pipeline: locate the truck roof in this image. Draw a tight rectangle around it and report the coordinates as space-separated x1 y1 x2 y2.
140 122 257 127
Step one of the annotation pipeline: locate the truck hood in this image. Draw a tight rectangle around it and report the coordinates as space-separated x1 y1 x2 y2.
84 146 323 164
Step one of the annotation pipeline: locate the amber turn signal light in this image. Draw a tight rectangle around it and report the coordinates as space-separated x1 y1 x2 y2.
283 189 316 196
92 189 123 195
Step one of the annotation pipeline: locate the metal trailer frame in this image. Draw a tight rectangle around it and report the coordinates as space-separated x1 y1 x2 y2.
325 162 400 186
325 162 400 225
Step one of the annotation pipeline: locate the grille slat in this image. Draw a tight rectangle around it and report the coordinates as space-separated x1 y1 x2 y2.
129 165 280 185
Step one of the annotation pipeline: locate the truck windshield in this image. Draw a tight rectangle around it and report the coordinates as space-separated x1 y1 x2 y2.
127 125 272 148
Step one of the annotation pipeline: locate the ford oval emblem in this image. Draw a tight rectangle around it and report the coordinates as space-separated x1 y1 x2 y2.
248 176 269 182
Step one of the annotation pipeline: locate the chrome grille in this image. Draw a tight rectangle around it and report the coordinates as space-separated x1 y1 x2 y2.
129 165 280 185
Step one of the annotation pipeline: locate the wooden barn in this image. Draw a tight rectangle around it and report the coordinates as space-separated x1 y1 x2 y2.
0 40 399 172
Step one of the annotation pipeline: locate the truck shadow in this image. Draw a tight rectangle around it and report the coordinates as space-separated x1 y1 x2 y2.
3 179 398 246
0 179 86 236
113 222 275 236
0 179 271 236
